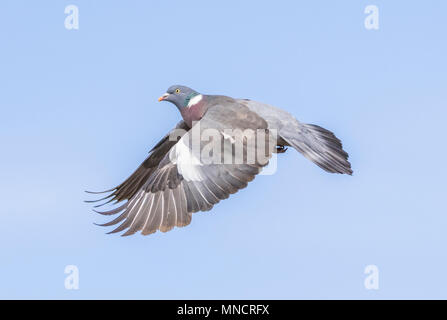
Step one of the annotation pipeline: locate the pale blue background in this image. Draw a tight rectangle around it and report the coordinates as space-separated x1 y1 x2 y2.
0 0 446 299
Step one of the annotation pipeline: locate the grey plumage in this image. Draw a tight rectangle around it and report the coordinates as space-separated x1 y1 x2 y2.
240 99 352 175
88 86 352 236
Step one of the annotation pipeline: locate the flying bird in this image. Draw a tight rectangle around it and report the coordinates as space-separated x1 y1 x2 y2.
87 85 352 236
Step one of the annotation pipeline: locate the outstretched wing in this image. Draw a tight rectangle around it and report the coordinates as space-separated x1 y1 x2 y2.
86 121 190 206
92 98 274 236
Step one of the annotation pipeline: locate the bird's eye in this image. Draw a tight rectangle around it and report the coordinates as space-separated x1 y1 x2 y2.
175 89 181 94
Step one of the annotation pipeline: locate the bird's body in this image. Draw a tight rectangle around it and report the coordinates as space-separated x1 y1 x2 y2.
88 86 352 236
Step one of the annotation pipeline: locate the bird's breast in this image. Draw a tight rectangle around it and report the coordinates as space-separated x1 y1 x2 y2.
181 100 207 127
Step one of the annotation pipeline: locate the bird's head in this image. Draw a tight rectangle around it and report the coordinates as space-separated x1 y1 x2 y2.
158 85 200 110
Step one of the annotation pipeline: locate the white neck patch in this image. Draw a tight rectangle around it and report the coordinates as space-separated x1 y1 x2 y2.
187 94 203 108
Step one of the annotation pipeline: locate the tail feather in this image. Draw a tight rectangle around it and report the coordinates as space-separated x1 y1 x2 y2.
282 123 353 175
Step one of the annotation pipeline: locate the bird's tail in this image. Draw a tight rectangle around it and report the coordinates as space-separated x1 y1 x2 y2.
281 123 353 175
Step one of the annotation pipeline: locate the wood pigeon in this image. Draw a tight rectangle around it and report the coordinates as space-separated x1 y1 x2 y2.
87 85 352 236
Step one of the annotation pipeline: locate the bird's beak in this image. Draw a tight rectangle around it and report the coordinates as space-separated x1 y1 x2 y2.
158 93 169 102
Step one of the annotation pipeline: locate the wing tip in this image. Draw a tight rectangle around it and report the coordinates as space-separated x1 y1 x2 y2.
85 188 115 194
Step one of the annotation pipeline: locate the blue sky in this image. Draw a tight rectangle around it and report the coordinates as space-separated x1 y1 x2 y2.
0 0 446 299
